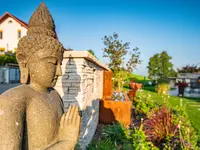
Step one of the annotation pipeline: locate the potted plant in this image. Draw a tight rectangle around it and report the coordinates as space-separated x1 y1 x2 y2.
175 81 188 97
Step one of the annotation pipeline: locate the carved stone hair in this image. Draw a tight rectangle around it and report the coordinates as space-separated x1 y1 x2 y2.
16 2 64 65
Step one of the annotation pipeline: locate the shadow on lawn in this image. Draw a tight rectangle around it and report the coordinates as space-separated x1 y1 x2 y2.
184 97 200 103
142 85 156 92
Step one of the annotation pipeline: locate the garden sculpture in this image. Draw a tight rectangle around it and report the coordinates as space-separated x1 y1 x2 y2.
0 3 80 150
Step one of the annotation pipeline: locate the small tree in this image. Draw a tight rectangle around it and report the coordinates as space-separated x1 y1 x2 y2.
102 32 141 91
147 51 176 81
147 51 176 95
126 47 141 73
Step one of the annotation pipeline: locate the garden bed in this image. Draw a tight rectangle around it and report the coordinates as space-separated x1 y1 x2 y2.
89 89 200 150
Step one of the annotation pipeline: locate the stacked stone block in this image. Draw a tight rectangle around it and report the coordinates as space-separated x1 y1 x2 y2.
55 52 106 149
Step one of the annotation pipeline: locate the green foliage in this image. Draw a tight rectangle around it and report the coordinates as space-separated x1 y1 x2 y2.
171 105 199 149
102 123 129 146
87 123 132 150
156 83 169 95
0 55 18 65
132 126 159 150
102 33 141 72
147 51 176 80
87 49 97 58
87 139 116 150
134 90 159 115
112 70 129 91
126 47 141 73
103 33 128 71
128 73 150 82
157 77 170 84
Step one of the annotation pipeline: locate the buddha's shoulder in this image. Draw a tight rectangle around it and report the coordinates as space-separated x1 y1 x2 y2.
0 85 28 109
49 88 61 96
0 84 28 99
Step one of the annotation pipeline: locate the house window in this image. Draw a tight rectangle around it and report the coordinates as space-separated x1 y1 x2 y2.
0 30 3 39
18 29 21 39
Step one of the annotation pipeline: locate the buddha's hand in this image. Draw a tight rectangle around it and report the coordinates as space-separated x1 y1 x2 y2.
59 105 81 147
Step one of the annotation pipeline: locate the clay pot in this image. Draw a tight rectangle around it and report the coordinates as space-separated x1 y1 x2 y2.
129 82 143 90
100 92 132 126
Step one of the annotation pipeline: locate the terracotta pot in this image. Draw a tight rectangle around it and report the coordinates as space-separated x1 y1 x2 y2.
100 93 132 126
128 90 137 101
129 82 143 90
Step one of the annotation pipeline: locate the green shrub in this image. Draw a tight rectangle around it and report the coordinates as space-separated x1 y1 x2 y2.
87 123 132 149
0 55 18 65
134 90 159 115
132 126 159 150
86 139 116 150
156 83 169 95
102 123 129 146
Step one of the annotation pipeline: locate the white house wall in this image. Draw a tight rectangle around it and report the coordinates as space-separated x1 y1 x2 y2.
0 17 27 52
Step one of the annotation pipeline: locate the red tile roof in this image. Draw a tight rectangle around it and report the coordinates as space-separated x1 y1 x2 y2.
0 12 60 40
0 12 28 28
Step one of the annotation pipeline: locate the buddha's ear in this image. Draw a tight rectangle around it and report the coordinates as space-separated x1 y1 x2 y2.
17 53 29 84
19 63 29 84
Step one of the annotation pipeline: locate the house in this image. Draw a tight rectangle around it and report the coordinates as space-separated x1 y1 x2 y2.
169 73 200 91
0 63 20 84
0 12 27 83
0 12 28 54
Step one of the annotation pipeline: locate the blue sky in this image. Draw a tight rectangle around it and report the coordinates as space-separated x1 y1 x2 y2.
1 0 200 76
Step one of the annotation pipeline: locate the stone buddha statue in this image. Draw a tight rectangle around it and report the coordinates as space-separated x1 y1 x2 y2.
0 3 80 150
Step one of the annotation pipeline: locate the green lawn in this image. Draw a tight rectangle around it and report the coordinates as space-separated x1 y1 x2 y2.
140 89 200 133
128 73 150 81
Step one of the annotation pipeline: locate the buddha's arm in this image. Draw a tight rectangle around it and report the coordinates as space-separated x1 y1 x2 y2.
45 105 81 150
0 95 25 150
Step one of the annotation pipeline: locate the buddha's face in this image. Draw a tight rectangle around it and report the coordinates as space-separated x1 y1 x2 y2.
28 56 62 88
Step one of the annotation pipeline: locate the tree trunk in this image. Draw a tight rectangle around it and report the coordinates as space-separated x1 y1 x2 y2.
118 79 121 92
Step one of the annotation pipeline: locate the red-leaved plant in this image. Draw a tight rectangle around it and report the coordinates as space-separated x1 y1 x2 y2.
143 105 179 147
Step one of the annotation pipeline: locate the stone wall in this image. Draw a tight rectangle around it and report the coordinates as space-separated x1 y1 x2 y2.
55 51 109 149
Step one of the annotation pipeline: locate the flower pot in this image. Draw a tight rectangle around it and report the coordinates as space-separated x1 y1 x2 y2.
128 90 137 101
129 82 143 90
100 93 132 126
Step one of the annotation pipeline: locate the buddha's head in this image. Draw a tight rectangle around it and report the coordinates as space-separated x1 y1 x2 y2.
16 3 64 89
